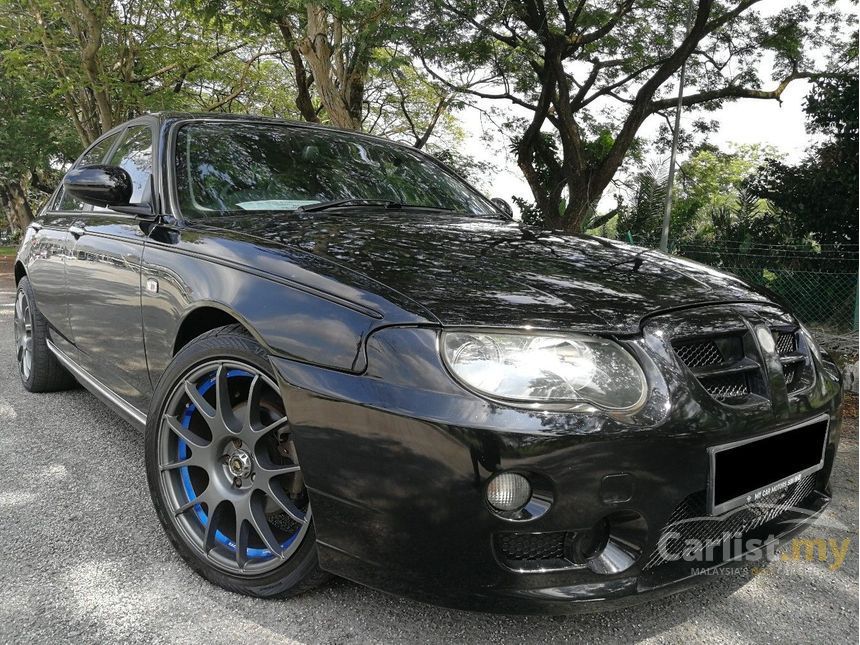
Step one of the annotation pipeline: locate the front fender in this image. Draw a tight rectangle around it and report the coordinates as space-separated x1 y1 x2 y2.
141 242 388 385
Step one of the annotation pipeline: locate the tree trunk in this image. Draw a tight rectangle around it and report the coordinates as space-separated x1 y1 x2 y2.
65 0 114 133
560 190 598 233
277 18 320 123
1 180 34 234
297 5 359 129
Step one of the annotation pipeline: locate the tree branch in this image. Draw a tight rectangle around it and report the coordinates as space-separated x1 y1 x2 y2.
599 0 715 187
277 17 319 123
571 0 634 48
418 55 541 112
130 42 246 83
414 94 448 149
648 71 834 111
438 0 520 47
705 0 765 33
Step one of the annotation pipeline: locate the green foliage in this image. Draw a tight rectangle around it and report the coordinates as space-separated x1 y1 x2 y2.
0 0 856 244
600 72 859 330
615 160 668 245
186 0 455 138
611 143 791 248
749 75 858 245
0 0 476 232
0 66 76 182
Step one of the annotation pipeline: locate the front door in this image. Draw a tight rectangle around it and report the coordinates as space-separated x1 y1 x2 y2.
28 132 126 357
65 123 154 411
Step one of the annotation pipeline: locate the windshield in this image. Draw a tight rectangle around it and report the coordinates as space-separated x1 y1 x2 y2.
173 122 498 218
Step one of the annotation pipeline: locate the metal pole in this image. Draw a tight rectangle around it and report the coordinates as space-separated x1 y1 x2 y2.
659 0 695 253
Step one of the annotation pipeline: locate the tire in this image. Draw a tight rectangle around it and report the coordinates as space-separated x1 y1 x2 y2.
14 276 77 392
145 324 328 598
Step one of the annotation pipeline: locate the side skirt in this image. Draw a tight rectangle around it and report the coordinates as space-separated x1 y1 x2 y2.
46 338 147 431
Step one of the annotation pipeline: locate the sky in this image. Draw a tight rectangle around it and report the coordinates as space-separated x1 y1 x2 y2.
453 1 840 215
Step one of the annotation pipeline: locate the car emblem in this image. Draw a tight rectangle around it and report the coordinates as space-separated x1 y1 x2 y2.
755 326 776 354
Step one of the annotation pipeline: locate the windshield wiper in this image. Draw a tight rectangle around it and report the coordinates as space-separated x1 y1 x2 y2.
295 199 462 214
295 198 403 213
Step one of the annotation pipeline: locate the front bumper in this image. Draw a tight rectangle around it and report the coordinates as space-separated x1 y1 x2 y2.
269 317 843 614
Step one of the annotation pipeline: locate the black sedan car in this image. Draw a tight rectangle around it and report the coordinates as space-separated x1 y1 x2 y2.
13 113 842 614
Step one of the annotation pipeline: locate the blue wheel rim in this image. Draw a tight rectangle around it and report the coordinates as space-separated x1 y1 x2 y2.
176 368 302 560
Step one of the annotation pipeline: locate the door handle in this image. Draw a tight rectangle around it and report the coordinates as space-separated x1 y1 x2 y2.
69 225 85 239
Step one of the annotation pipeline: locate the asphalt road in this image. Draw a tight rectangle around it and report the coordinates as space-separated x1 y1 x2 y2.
0 270 857 644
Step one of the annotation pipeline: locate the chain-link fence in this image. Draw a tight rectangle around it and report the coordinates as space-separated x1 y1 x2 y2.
627 238 859 332
676 242 858 332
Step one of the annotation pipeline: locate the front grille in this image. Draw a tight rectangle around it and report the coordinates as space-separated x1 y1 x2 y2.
769 326 812 393
674 340 723 367
774 330 797 355
673 333 763 405
702 374 750 401
644 473 817 570
671 312 815 406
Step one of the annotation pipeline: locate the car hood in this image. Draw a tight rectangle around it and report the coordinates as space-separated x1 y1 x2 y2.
202 211 774 334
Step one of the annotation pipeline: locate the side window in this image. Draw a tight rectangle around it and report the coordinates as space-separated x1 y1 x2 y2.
55 132 121 211
80 133 120 167
106 126 152 204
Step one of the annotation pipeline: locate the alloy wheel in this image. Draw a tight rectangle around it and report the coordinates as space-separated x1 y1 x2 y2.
157 361 311 575
13 290 33 381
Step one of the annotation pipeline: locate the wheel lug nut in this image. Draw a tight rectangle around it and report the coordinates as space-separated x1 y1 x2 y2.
233 477 242 487
233 439 242 448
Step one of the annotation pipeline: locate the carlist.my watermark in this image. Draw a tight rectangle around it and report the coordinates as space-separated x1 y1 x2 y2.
656 503 852 574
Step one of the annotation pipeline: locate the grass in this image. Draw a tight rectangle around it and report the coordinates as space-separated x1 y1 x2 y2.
0 247 16 257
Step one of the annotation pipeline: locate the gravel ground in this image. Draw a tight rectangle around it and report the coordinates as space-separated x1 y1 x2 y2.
0 271 857 644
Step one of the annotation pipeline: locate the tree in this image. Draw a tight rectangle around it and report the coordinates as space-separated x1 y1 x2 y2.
613 142 796 246
0 3 81 231
749 74 859 245
417 0 855 232
23 0 255 146
191 0 455 147
0 71 78 233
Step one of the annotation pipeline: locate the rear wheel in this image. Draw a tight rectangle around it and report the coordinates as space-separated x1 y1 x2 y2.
14 276 77 392
145 325 327 597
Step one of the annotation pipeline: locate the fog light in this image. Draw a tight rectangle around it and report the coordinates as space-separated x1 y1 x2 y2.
486 472 531 512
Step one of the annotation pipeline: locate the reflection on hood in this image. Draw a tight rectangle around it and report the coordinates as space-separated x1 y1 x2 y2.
201 211 773 333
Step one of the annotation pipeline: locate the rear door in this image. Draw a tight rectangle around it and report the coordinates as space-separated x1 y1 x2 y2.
65 122 154 410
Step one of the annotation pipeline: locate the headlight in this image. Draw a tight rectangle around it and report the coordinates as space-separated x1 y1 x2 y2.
441 331 647 411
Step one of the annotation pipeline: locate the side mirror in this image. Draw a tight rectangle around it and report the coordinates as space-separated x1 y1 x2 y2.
491 197 513 218
64 165 132 208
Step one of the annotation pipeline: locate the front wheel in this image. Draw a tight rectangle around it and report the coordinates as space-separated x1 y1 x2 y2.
145 325 328 597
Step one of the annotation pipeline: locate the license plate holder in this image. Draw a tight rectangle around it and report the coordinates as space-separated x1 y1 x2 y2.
707 415 829 516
